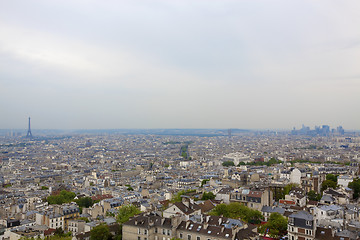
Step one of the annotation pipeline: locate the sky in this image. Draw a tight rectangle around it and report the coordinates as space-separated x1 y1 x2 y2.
1 0 360 130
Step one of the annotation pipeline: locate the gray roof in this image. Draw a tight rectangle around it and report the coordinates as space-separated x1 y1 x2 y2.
289 210 313 221
320 195 335 202
261 206 285 214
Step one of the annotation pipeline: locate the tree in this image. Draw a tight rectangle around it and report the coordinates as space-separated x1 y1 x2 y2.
326 174 338 182
171 189 196 202
209 202 263 223
258 212 287 238
283 183 299 195
201 179 209 187
201 192 216 200
348 178 360 199
307 190 321 201
76 197 94 208
117 205 141 224
222 161 235 167
90 224 112 240
47 190 76 205
321 180 337 192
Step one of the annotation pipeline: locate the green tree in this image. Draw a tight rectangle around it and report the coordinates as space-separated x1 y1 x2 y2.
76 197 94 208
47 190 76 205
117 205 141 224
209 202 263 223
321 179 337 192
348 178 360 199
326 174 338 182
201 192 216 200
201 179 209 187
258 212 287 238
307 190 321 201
283 183 299 195
171 189 196 202
222 161 235 167
90 224 112 240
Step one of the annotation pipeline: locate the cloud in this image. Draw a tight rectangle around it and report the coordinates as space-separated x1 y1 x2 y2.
0 0 360 129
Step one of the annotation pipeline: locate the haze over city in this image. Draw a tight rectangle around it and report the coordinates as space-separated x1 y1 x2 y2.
1 0 360 130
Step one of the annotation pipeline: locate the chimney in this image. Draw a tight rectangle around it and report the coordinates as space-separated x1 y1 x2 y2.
218 218 222 225
171 215 181 228
149 218 154 227
182 197 190 208
204 223 209 229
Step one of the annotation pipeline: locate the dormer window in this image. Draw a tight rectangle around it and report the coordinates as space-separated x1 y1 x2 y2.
306 220 311 226
289 218 294 225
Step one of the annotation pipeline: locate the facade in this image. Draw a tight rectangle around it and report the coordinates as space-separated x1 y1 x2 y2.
337 175 353 188
163 198 201 219
290 169 301 185
288 211 316 240
123 212 247 240
35 212 64 229
68 219 86 234
230 188 273 211
122 212 177 240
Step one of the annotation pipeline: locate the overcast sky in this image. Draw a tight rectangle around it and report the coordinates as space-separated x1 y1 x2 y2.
1 0 359 130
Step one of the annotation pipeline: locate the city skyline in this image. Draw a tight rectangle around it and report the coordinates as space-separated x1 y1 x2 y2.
1 1 360 129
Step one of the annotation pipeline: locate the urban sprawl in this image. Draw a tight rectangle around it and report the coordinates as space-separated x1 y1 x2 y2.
1 126 360 240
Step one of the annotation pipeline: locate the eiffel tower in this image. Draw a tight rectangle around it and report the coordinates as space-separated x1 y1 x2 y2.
26 117 33 138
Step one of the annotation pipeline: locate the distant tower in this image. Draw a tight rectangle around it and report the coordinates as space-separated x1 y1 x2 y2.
228 129 232 138
26 117 33 138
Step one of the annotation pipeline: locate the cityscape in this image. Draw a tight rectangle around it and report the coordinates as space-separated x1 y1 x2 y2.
0 120 360 240
1 1 360 240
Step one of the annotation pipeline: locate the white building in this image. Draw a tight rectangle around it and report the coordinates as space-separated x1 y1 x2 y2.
290 168 301 184
337 175 353 188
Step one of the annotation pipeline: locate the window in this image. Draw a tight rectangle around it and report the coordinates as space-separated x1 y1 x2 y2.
306 220 311 226
163 229 166 235
187 234 192 240
180 233 183 238
289 218 294 225
155 228 158 233
138 228 141 234
144 229 147 235
167 230 171 236
138 237 141 240
197 237 200 240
